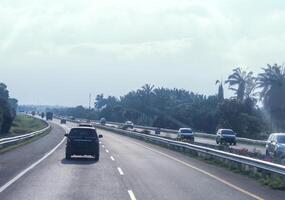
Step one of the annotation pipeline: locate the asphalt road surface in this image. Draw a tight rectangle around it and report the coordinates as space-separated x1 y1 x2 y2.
0 120 284 200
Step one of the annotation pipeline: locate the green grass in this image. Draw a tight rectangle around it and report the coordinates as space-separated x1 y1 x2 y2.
1 115 48 138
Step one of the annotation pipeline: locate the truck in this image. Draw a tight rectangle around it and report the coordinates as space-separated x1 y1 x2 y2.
46 112 53 120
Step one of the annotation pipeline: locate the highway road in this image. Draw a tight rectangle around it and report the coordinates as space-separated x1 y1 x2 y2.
0 120 284 200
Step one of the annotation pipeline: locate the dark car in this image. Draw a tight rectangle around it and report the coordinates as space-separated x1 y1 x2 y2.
65 127 103 160
78 123 93 128
60 119 67 124
177 128 194 142
216 129 237 145
266 133 285 159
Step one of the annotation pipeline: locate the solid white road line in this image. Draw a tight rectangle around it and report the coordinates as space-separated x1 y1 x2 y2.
0 138 66 193
117 167 124 175
110 156 115 161
102 145 105 148
106 149 109 153
128 190 137 200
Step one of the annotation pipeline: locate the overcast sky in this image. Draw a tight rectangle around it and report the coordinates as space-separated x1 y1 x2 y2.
1 0 285 106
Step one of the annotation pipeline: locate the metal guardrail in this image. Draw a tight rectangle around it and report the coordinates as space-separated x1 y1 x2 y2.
105 121 267 146
0 122 50 149
96 124 285 176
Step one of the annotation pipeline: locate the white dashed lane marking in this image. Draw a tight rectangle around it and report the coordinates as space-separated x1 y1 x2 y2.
117 167 124 175
128 190 137 200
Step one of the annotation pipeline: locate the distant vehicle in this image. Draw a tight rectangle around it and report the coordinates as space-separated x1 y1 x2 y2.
100 118 106 125
78 123 93 128
46 112 53 120
266 133 285 159
216 129 237 145
177 128 194 142
65 127 103 160
155 127 161 135
60 119 67 124
122 121 134 129
41 112 45 119
31 111 35 116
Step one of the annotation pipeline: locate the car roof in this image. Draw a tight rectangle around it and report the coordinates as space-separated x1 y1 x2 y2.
270 133 285 136
218 129 233 131
179 128 192 131
71 127 96 130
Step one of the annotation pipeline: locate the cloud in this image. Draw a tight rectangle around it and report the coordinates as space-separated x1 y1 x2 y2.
1 0 285 105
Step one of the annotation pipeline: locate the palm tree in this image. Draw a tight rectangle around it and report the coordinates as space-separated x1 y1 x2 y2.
257 64 285 123
215 80 224 103
225 68 255 101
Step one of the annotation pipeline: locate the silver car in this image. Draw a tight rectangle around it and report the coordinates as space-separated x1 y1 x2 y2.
177 128 194 142
266 133 285 159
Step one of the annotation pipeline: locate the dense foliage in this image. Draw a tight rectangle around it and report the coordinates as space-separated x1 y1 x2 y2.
0 83 18 134
51 64 285 139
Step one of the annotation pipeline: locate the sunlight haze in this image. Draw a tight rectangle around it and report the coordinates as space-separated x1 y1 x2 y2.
1 0 285 106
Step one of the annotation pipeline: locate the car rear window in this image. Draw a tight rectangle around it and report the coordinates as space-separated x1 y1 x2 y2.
69 129 97 137
221 130 235 135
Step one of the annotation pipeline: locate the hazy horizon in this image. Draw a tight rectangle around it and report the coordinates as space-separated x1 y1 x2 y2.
1 0 285 106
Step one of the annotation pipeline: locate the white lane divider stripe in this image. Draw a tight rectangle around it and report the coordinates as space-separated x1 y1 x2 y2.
117 167 124 175
102 145 105 148
106 149 109 153
0 137 66 193
128 190 137 200
110 156 115 161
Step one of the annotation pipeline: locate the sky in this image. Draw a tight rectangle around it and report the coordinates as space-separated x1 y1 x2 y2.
1 0 285 107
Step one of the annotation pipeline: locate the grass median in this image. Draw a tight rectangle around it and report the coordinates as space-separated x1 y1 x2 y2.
6 115 48 138
0 115 51 153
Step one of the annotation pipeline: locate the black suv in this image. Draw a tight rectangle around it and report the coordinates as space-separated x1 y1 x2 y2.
65 127 103 160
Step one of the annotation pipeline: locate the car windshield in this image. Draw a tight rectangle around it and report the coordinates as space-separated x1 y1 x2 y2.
221 130 235 135
277 136 285 143
181 129 192 134
69 129 97 137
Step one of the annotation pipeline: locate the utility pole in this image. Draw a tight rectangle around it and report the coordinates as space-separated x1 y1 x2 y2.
89 93 92 110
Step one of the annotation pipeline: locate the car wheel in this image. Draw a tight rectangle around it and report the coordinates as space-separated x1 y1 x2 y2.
266 150 269 157
94 153 100 161
65 152 71 160
233 142 236 146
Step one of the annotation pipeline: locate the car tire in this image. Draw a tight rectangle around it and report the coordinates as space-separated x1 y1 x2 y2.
233 142 236 146
94 153 100 161
266 150 269 157
65 152 71 160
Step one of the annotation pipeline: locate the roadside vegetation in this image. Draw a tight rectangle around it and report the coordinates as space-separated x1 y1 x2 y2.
50 64 285 140
0 83 18 135
8 115 47 136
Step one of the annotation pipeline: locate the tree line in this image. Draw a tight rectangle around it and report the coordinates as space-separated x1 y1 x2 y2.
52 63 285 139
0 83 18 135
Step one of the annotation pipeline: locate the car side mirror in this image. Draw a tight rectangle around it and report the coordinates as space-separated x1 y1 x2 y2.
64 134 68 137
99 134 103 138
